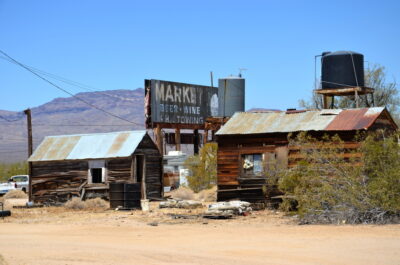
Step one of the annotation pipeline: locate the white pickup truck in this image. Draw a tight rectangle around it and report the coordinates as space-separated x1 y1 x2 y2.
0 175 29 195
9 175 29 193
0 182 16 195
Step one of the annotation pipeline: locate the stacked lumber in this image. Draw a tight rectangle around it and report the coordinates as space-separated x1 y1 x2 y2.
32 161 87 204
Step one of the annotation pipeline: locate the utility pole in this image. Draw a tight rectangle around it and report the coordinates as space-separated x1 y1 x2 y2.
24 108 33 201
193 129 199 154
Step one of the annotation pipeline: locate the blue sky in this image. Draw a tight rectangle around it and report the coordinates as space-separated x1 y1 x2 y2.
1 0 399 112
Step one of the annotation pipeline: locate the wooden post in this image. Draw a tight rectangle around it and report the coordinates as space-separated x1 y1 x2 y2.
154 124 163 155
355 88 359 108
141 156 147 200
204 130 208 144
323 95 335 109
24 109 33 202
175 128 181 151
194 129 199 154
131 155 136 182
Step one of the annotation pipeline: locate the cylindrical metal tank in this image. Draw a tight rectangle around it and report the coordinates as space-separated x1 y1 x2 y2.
218 76 245 117
321 51 364 89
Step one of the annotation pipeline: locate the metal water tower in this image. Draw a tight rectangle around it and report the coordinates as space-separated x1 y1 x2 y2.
321 51 364 89
218 76 245 117
315 51 374 109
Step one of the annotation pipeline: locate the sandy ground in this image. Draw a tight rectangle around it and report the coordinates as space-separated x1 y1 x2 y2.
0 200 399 265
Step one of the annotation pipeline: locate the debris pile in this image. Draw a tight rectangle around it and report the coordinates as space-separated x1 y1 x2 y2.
204 201 252 219
159 199 203 209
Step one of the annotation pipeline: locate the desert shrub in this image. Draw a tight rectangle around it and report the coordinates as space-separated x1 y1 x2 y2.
183 143 217 192
362 133 400 212
3 189 28 199
278 132 400 224
64 197 109 210
170 186 196 200
84 198 109 210
64 197 86 210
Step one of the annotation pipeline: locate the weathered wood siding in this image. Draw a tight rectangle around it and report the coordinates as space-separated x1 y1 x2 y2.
134 134 163 199
107 158 132 182
217 127 398 203
217 131 372 203
217 133 288 203
31 160 87 204
31 134 163 204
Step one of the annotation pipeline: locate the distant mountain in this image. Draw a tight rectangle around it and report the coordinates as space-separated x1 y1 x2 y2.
246 108 281 113
0 89 145 163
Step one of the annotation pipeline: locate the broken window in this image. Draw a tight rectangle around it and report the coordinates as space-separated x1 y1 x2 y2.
242 153 263 176
88 160 106 184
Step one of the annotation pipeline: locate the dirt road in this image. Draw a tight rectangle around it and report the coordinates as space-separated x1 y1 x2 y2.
0 208 399 265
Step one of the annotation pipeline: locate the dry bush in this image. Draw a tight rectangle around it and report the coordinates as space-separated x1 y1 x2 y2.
279 132 400 224
84 198 108 210
184 143 217 192
64 197 109 210
3 189 27 199
196 186 217 202
170 186 196 200
64 197 85 210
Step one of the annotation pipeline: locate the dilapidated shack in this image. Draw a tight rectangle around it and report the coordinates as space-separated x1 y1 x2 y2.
215 107 398 203
28 130 162 204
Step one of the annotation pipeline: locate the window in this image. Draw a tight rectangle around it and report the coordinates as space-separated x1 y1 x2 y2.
90 168 103 183
11 176 28 182
88 160 106 184
242 154 263 176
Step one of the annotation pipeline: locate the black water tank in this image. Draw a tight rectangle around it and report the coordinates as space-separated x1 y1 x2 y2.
124 183 141 209
321 51 364 89
109 182 125 209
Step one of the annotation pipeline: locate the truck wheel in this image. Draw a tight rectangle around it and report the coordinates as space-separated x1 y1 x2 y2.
22 188 26 193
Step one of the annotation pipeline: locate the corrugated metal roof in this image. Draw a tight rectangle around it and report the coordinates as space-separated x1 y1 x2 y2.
216 107 387 135
28 130 147 162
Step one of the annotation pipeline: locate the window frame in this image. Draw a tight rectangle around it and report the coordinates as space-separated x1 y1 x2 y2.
240 153 264 177
88 160 107 184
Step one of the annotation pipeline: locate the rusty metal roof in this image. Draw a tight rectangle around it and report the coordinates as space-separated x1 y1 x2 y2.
216 107 390 135
28 130 147 162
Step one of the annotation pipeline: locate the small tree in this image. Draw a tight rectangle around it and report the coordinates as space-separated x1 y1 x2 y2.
362 133 400 212
183 143 217 192
278 132 400 224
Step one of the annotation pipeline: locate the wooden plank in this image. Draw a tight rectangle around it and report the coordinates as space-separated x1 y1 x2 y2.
288 142 361 150
289 152 362 159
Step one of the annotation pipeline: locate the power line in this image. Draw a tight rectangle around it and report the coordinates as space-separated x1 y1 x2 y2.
0 137 40 141
0 123 139 127
0 50 141 126
0 55 137 102
0 113 24 122
32 124 138 127
1 138 29 142
0 149 28 152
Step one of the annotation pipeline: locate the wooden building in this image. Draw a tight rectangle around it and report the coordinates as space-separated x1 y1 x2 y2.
28 130 162 204
215 107 398 203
